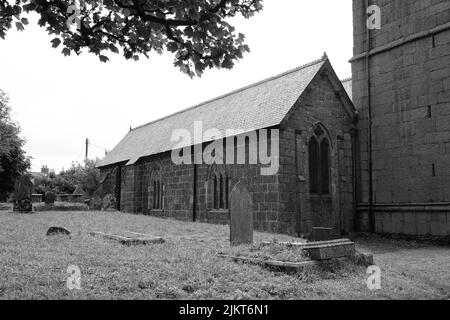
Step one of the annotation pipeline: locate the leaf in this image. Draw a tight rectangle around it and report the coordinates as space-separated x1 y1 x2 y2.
21 18 29 25
109 43 119 54
103 0 114 7
51 38 61 48
62 48 71 56
124 51 133 59
99 55 109 63
15 22 24 32
167 42 179 52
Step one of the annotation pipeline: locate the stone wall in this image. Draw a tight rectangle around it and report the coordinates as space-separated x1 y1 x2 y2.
278 72 356 235
352 0 450 235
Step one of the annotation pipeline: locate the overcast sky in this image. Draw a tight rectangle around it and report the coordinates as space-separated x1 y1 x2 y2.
0 0 353 172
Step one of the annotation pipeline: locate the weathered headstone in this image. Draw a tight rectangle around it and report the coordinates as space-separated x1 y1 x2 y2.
44 191 57 205
46 226 71 237
89 195 103 211
230 182 253 246
13 175 34 213
102 194 117 211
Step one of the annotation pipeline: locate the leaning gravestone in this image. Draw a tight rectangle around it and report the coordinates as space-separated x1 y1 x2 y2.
44 191 57 205
13 175 34 213
230 182 253 246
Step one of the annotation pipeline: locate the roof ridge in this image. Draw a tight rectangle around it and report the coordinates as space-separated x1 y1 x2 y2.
341 77 352 82
131 57 326 132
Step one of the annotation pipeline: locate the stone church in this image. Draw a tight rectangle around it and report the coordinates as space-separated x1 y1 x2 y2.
98 0 450 237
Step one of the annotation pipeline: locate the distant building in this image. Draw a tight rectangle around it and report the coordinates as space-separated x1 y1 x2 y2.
29 165 54 181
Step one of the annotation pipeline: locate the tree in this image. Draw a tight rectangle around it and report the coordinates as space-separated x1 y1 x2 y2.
0 0 263 77
0 89 31 201
34 159 102 196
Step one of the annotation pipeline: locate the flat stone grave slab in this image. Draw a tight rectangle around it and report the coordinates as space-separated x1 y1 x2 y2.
262 239 356 261
218 254 319 273
173 235 225 242
90 231 165 246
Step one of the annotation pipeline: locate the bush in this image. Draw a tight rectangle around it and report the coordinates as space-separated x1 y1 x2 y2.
33 159 102 196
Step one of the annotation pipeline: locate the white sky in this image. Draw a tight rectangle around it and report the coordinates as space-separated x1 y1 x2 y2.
0 0 353 172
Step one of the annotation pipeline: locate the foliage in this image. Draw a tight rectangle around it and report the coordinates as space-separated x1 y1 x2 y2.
0 89 31 201
34 159 102 196
0 0 263 77
65 159 102 196
34 175 74 194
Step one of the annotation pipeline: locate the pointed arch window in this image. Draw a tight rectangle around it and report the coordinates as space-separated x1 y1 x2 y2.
308 125 331 195
213 172 229 210
150 168 164 210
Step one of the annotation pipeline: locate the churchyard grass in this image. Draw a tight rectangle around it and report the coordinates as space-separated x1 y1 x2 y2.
0 211 448 299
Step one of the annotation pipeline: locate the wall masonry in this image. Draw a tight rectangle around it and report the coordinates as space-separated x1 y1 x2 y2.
352 0 450 235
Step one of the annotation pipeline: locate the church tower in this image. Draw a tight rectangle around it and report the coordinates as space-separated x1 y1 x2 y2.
351 0 450 235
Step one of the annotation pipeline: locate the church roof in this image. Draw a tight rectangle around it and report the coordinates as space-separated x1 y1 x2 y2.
98 56 352 168
341 78 352 100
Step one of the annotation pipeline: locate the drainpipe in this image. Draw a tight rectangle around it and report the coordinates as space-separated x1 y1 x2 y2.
351 128 359 232
365 0 375 233
192 149 198 221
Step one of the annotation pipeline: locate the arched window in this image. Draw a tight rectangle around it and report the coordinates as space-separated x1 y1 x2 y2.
320 139 330 194
308 136 319 194
150 168 164 210
308 125 331 195
213 175 218 209
212 172 229 210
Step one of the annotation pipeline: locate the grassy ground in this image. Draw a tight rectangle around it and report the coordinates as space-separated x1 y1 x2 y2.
0 210 448 300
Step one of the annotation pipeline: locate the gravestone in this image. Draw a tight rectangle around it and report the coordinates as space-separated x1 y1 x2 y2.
102 194 117 211
44 191 57 205
46 226 71 237
89 195 103 211
230 182 253 246
13 175 34 213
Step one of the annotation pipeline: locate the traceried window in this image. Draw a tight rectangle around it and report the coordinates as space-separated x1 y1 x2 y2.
213 172 229 210
152 178 164 210
308 125 331 195
149 167 164 210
